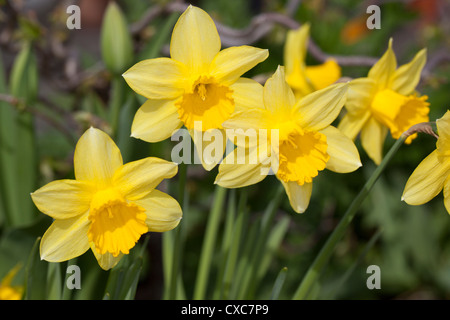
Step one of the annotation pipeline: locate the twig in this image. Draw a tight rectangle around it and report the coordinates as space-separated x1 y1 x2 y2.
0 93 77 145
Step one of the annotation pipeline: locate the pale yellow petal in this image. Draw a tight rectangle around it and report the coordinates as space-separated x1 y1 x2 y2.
131 99 183 143
263 66 296 113
320 126 362 173
210 46 268 85
215 146 269 188
189 128 227 171
170 5 221 74
360 117 388 165
134 189 182 232
296 83 348 131
229 78 264 113
304 59 341 90
122 57 187 99
436 110 450 156
113 157 178 201
222 108 268 131
280 180 312 214
443 177 450 214
31 180 94 220
40 213 90 262
90 244 123 270
284 24 309 77
337 111 371 140
368 38 397 89
74 128 123 187
402 150 450 205
346 77 377 114
391 48 426 96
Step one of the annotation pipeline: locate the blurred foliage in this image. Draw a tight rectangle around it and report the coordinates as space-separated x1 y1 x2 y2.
0 0 449 300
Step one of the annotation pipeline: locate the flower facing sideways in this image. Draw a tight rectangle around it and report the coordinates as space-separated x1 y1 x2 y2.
284 23 341 99
31 128 182 270
123 5 268 170
338 39 429 165
215 66 361 213
402 111 450 213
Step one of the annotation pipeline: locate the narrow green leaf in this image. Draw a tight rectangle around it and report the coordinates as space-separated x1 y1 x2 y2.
270 267 288 300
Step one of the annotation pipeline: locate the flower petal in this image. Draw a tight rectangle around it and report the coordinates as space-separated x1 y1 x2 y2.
443 177 450 214
284 24 309 77
210 46 268 85
337 110 371 140
189 128 227 171
402 150 450 205
40 213 90 262
368 38 397 89
391 48 426 96
263 66 296 113
321 126 362 173
122 57 187 99
31 180 94 220
74 128 123 187
131 99 183 143
113 157 178 200
345 77 376 114
229 78 264 113
170 5 221 74
304 59 341 91
215 146 269 188
90 244 123 270
134 189 182 232
280 180 312 214
360 117 388 165
296 83 348 131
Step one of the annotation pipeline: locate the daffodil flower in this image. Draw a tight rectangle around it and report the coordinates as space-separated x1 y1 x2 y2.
338 39 429 164
215 66 361 213
284 24 341 99
123 5 268 170
31 128 182 270
0 265 23 300
402 111 450 213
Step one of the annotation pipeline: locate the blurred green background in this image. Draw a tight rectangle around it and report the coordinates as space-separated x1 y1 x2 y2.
0 0 449 300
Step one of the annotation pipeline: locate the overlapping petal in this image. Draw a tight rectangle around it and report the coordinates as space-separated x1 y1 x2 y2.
131 99 183 143
210 46 269 85
402 150 450 205
134 189 182 232
170 5 221 74
280 180 313 214
40 213 90 262
113 157 178 200
229 78 264 112
122 58 187 99
74 127 123 187
263 66 296 113
360 117 388 165
296 83 348 131
31 180 94 220
320 126 362 173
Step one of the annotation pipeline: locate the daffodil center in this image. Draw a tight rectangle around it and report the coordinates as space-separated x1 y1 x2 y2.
88 188 148 257
176 75 234 131
276 128 329 185
371 89 429 143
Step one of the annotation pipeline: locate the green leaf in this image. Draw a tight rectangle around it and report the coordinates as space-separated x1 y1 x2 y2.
101 2 134 75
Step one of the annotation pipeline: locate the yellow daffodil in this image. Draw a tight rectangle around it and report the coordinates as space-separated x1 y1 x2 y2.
0 265 23 300
402 111 450 213
216 66 361 213
31 128 182 270
338 39 429 164
123 5 268 170
284 23 341 99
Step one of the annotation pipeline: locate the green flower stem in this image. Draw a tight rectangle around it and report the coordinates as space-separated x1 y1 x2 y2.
193 185 227 300
292 135 406 300
168 162 187 300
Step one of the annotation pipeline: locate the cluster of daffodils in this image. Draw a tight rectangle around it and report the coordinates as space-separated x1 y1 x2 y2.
30 5 442 271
